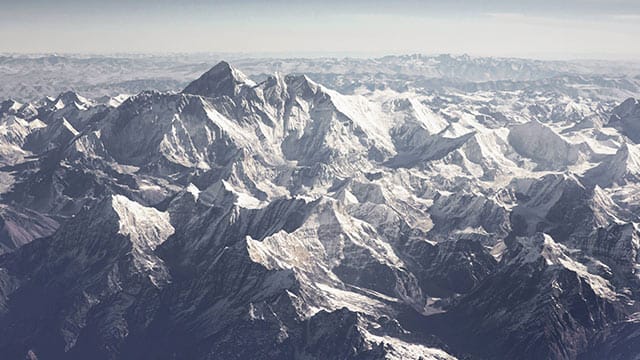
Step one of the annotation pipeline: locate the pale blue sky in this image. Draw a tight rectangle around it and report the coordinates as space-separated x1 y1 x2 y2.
1 0 639 59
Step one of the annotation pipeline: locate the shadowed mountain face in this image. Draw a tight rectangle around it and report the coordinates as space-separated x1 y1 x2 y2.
0 58 639 359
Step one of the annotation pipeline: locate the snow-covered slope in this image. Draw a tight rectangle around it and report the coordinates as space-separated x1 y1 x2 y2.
608 98 640 142
508 120 580 169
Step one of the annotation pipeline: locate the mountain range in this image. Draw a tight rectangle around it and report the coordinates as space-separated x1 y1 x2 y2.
0 57 639 359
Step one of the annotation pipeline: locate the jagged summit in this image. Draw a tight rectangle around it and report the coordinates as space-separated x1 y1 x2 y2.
507 120 579 169
50 90 91 109
182 60 256 99
56 90 87 103
584 142 640 187
0 99 22 116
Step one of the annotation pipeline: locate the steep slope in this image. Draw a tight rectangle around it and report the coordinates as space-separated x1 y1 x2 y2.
583 143 640 187
0 205 58 255
406 233 625 360
507 120 580 169
0 115 42 165
0 195 174 358
608 98 640 143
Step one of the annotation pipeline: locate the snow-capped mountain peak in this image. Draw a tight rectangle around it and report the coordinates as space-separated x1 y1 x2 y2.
182 60 257 99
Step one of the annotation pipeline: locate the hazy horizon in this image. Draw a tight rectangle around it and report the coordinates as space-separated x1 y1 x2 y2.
1 51 640 63
2 0 639 60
